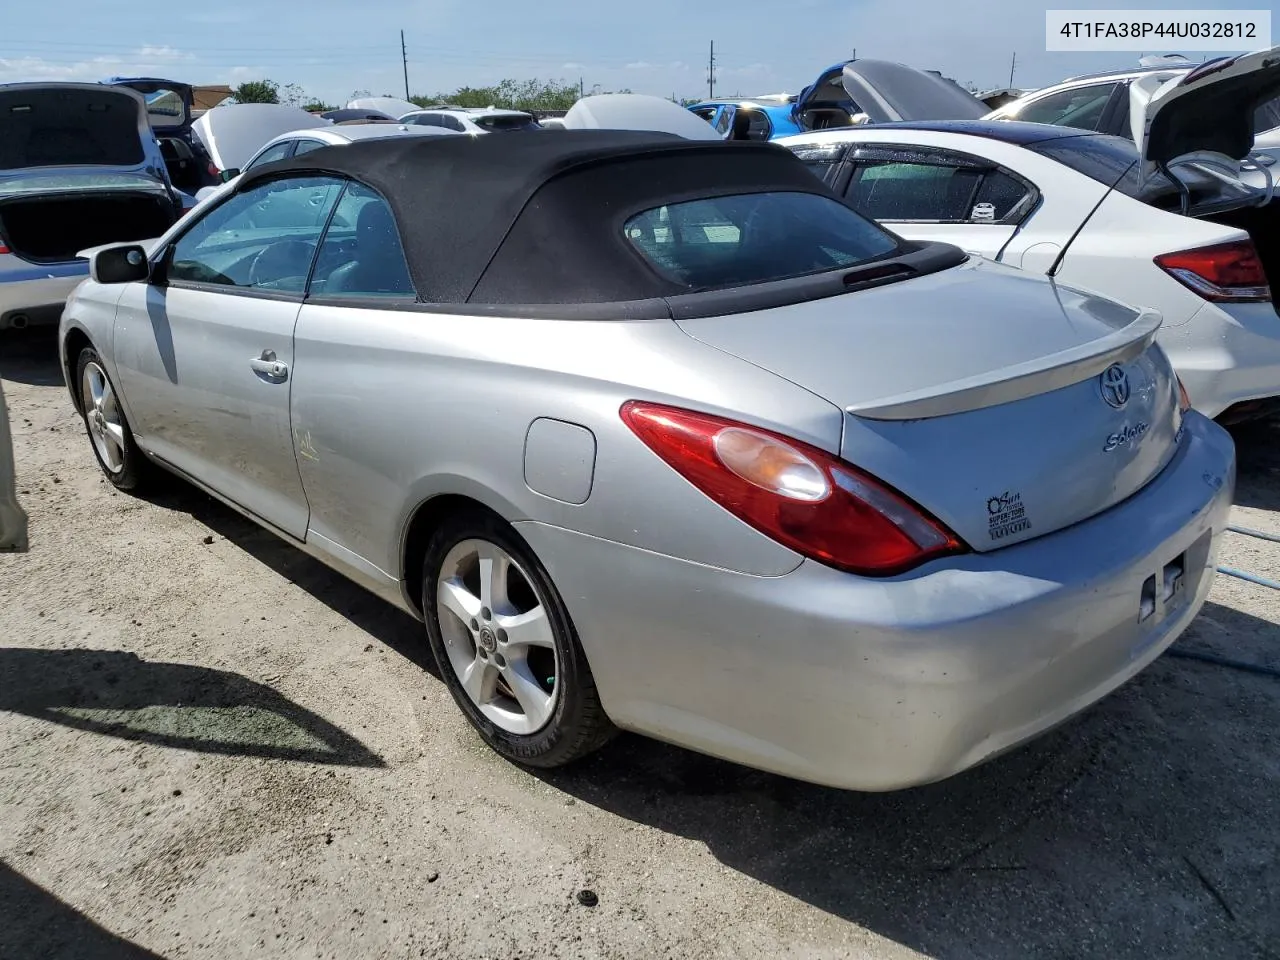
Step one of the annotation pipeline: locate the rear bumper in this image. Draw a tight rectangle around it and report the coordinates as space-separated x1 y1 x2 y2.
517 413 1235 791
0 256 86 327
1163 300 1280 419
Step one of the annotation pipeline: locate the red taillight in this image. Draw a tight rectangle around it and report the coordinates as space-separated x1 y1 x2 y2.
0 242 9 256
1155 240 1271 302
620 401 966 576
208 163 220 177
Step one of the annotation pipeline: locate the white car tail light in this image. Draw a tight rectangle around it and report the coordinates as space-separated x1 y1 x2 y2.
1155 240 1271 303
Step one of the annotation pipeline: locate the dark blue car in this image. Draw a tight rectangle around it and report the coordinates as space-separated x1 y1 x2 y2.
106 77 220 191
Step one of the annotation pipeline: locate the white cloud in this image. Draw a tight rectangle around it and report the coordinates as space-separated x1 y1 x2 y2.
135 45 190 62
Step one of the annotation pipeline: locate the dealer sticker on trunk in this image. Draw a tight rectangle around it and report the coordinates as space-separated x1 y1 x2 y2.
988 490 1033 542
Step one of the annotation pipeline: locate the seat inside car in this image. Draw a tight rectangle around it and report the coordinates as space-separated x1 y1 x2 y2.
326 200 414 296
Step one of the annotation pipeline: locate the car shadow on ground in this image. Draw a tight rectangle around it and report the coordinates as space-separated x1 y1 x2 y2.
1227 419 1280 512
0 862 165 960
0 647 385 768
0 328 63 387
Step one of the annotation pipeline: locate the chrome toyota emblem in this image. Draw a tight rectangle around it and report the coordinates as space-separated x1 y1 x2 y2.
1099 365 1130 409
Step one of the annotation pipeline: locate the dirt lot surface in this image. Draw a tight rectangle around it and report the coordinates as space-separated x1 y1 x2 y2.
2 327 1279 960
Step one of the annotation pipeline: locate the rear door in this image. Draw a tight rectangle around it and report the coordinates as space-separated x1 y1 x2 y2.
112 175 344 538
839 146 1036 258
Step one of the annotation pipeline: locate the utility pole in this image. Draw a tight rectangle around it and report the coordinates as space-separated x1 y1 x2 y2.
401 30 410 100
708 40 716 99
580 77 585 99
1008 51 1016 88
852 47 857 61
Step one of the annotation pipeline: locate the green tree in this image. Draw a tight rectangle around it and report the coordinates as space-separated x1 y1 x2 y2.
413 78 634 112
232 80 279 104
301 100 336 113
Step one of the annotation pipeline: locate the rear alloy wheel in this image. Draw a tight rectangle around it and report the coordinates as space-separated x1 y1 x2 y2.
422 512 614 767
76 348 149 491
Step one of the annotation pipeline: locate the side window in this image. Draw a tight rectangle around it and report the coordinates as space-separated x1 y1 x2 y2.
846 161 981 222
166 177 344 292
1012 83 1119 131
411 114 440 127
715 107 734 135
691 107 717 123
244 140 293 171
970 171 1035 222
443 115 467 132
730 108 772 141
292 139 328 157
312 182 416 299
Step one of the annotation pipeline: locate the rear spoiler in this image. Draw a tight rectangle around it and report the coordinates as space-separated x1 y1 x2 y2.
847 308 1163 420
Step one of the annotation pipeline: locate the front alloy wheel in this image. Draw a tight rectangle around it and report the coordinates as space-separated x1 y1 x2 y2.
75 348 150 491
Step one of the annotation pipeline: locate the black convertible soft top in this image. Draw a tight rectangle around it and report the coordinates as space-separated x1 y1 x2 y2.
235 130 850 305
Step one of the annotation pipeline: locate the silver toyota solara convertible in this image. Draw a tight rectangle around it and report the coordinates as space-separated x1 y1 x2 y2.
58 130 1235 791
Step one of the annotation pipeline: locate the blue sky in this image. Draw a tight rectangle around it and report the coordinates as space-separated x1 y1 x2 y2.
1 0 1261 105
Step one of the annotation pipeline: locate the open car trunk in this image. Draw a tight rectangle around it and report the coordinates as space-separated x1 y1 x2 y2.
0 191 176 264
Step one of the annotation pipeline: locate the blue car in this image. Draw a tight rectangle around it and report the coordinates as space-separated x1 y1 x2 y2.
686 95 802 141
690 61 986 139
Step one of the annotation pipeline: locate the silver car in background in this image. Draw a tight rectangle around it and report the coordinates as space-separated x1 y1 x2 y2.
59 131 1235 791
0 83 184 330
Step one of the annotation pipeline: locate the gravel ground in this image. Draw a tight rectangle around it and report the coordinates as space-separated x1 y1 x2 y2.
2 327 1278 960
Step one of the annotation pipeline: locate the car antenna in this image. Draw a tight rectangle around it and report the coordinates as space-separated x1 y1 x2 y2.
1047 159 1138 278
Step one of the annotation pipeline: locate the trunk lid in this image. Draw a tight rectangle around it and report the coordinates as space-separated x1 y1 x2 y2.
0 83 163 180
191 104 330 171
675 258 1182 551
837 60 990 124
1132 43 1280 186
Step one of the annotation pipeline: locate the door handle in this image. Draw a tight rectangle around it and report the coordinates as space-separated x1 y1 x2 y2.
250 350 289 383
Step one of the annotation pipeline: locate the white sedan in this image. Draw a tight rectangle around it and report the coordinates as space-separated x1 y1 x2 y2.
399 107 541 134
778 52 1280 422
194 113 461 205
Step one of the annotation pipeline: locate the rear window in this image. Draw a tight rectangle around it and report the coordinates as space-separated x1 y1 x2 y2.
1024 134 1142 193
623 191 900 290
475 114 540 132
142 88 186 128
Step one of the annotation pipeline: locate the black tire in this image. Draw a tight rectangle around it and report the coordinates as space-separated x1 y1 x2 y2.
422 510 615 768
74 347 151 492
